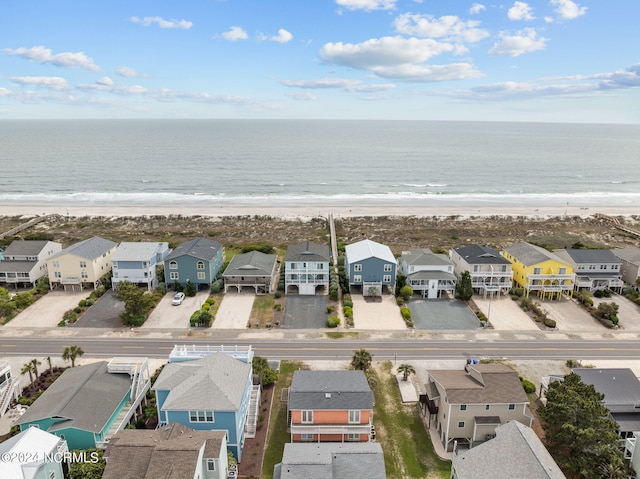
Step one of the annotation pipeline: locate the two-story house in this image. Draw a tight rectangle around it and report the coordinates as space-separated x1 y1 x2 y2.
103 423 229 479
501 242 575 300
612 246 640 289
223 250 278 294
287 370 374 443
450 245 513 298
46 236 117 291
111 241 171 291
0 361 19 417
553 248 624 293
0 240 62 288
285 241 330 295
423 362 532 452
398 248 456 299
164 237 224 290
345 239 396 296
0 427 69 479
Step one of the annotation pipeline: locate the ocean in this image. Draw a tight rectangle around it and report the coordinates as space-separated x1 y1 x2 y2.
1 119 639 208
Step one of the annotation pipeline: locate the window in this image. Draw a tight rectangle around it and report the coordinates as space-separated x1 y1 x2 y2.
206 459 215 471
384 264 392 272
197 261 205 270
458 421 465 428
508 404 515 410
197 272 206 280
383 275 391 283
353 275 362 283
485 405 490 411
473 265 480 272
348 410 360 424
113 263 118 269
169 272 179 280
533 267 541 275
53 261 59 268
317 263 324 269
169 261 178 270
600 264 606 270
81 272 88 279
559 268 567 274
79 261 86 268
354 264 362 272
347 433 360 441
500 265 507 272
301 410 313 423
301 434 314 441
54 272 61 278
460 404 467 411
189 410 214 422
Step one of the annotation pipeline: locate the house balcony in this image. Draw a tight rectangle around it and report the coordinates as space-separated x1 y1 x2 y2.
60 276 81 284
286 268 327 275
290 423 373 436
526 273 575 282
625 436 636 459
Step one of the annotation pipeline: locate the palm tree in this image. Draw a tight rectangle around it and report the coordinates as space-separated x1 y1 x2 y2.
397 363 416 381
46 356 52 374
351 348 373 372
21 362 35 390
31 358 41 379
62 345 84 367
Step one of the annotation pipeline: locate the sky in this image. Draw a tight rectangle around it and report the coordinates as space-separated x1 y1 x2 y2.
1 0 639 122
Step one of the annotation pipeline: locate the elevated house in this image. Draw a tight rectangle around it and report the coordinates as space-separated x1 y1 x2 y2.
451 421 565 479
0 361 20 418
398 248 456 299
222 250 278 295
345 239 396 296
613 246 640 288
274 442 386 479
285 241 331 295
450 245 513 298
553 248 623 293
103 423 230 479
0 240 62 288
164 237 224 290
15 358 150 450
111 241 171 291
423 363 532 452
153 345 260 462
287 370 374 443
0 427 69 479
46 236 117 291
501 242 575 300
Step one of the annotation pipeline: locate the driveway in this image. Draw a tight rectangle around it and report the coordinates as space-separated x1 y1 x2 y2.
593 294 640 331
283 296 328 329
143 290 210 329
351 295 406 330
4 290 87 328
409 299 481 330
73 290 125 328
539 298 602 331
474 297 539 331
212 293 255 329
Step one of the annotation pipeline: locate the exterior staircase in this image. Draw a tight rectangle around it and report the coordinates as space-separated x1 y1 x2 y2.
244 385 261 438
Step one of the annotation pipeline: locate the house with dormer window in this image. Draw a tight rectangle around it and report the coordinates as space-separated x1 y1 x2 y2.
285 241 330 295
163 237 224 290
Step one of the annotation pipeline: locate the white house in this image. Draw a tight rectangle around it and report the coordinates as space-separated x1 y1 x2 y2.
398 249 456 299
111 242 171 290
0 240 62 288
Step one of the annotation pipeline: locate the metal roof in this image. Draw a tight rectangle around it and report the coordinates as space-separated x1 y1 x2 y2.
345 239 395 264
50 236 116 261
111 242 169 262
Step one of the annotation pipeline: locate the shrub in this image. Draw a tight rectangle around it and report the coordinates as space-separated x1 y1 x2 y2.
157 282 167 293
327 316 340 328
74 306 83 314
543 318 556 328
344 306 353 318
401 307 411 320
125 315 146 327
601 319 615 329
475 311 488 322
202 303 211 311
343 300 353 308
78 299 87 308
521 378 536 394
13 291 34 310
63 309 78 323
511 288 524 297
343 294 351 302
399 285 413 301
84 298 95 307
396 296 405 306
205 298 215 305
273 304 283 311
329 289 338 301
210 280 222 294
274 291 282 299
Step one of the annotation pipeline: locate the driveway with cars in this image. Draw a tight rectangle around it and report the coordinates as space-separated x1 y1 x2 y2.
4 290 87 328
143 290 210 329
212 293 255 329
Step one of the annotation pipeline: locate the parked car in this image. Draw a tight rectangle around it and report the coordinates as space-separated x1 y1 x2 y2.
172 292 186 305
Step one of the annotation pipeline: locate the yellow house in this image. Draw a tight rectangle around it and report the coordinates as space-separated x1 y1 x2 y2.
47 236 117 291
501 242 574 300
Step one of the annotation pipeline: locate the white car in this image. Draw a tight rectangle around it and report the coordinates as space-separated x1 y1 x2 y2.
172 292 186 306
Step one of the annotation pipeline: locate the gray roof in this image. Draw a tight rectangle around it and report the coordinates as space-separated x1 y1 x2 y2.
275 443 386 479
223 250 278 277
572 368 640 405
452 421 565 479
288 370 374 410
503 242 568 267
51 236 116 261
0 260 37 273
16 362 132 433
613 246 640 265
452 245 511 265
112 242 169 262
285 241 330 262
553 248 621 265
407 270 456 281
164 237 222 262
345 239 395 264
1 240 52 256
153 354 251 411
401 249 453 267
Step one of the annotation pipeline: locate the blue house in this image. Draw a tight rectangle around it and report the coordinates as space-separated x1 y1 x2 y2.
345 239 397 296
164 237 224 290
111 241 171 291
153 346 259 463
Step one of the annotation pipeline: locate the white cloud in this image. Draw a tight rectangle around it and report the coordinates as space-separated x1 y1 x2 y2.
116 66 145 77
287 91 317 101
77 78 148 95
4 45 100 71
0 87 12 96
10 76 69 91
131 16 192 29
550 0 587 20
335 0 396 11
271 29 293 43
393 13 489 43
222 26 248 41
469 3 486 14
488 28 547 56
508 2 535 21
96 77 114 86
281 77 395 92
371 63 484 82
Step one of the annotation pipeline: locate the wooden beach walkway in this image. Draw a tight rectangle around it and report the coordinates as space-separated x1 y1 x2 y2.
594 213 640 239
0 215 58 241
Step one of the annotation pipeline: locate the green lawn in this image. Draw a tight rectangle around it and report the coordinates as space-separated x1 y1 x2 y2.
250 296 275 327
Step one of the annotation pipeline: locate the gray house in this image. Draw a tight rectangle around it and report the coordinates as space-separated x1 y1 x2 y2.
223 250 278 294
345 239 396 296
0 240 62 288
111 241 171 290
398 248 456 299
450 245 513 297
613 246 640 288
553 248 624 293
285 241 331 295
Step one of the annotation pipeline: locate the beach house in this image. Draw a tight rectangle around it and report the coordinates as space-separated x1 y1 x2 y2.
398 248 456 299
0 427 70 479
553 248 623 293
222 250 279 294
345 239 396 296
0 240 62 288
46 236 117 291
164 237 224 290
111 241 171 290
613 246 640 288
501 242 575 299
0 361 20 417
285 241 330 295
449 244 513 297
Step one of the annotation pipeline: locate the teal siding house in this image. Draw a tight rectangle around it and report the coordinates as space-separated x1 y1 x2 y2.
153 348 258 462
345 239 397 296
164 237 224 290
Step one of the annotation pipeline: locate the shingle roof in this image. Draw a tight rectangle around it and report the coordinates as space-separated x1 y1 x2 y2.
223 250 277 277
275 443 386 479
613 246 640 264
553 248 621 265
103 423 226 479
288 370 374 410
50 236 116 261
164 237 222 262
452 245 511 265
428 364 528 404
285 241 330 262
572 368 640 405
112 242 169 262
452 421 565 479
1 240 51 256
16 362 131 433
153 354 251 411
345 239 395 264
503 242 567 267
401 249 453 267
